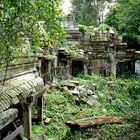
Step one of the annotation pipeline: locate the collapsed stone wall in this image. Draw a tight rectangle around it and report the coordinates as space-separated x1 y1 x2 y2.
59 15 140 77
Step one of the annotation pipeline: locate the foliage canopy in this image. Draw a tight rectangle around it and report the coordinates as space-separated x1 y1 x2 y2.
105 0 140 49
0 0 65 61
71 0 110 26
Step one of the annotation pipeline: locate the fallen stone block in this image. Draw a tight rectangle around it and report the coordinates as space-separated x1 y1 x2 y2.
86 96 100 107
61 81 76 90
77 85 86 91
70 90 80 95
92 95 98 100
0 108 18 130
87 90 93 95
80 91 88 97
65 116 123 129
69 80 79 86
72 95 80 101
44 118 52 125
81 96 88 103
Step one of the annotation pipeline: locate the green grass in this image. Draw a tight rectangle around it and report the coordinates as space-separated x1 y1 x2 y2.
32 75 140 140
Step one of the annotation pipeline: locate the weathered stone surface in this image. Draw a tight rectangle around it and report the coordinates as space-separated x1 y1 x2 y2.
70 90 80 95
61 81 76 89
69 80 79 86
51 83 58 88
78 85 86 90
86 96 100 107
92 95 98 100
87 90 93 95
63 86 69 91
72 95 80 101
0 108 18 130
60 82 101 106
78 86 87 93
0 91 11 112
44 118 51 125
81 96 88 103
80 91 88 97
65 116 123 129
0 73 44 112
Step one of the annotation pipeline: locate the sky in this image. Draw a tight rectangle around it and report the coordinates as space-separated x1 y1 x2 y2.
61 0 72 15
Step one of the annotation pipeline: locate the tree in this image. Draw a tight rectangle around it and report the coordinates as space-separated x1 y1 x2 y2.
71 0 110 26
104 3 121 30
0 0 65 65
105 0 140 49
71 0 95 26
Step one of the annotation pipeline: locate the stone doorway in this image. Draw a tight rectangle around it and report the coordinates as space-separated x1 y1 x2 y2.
72 60 84 76
116 61 135 77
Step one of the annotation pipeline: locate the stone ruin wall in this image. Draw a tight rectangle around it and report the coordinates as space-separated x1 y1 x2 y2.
61 15 140 77
0 55 38 82
1 15 139 84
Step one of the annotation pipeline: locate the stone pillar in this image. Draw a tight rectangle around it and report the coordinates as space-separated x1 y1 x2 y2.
110 54 116 77
48 61 52 81
38 59 42 77
66 59 71 78
84 63 88 75
54 58 58 75
37 96 44 124
66 65 70 79
23 103 32 140
111 61 116 77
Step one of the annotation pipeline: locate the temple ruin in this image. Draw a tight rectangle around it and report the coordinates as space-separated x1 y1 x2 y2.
52 15 140 78
0 15 140 140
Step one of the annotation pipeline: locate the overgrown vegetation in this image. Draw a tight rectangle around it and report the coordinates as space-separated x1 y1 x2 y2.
63 42 79 54
71 0 111 26
33 75 140 140
0 0 65 69
104 0 140 50
79 23 111 35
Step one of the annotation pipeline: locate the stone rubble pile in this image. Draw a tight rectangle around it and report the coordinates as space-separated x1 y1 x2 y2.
50 80 115 109
60 80 100 107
